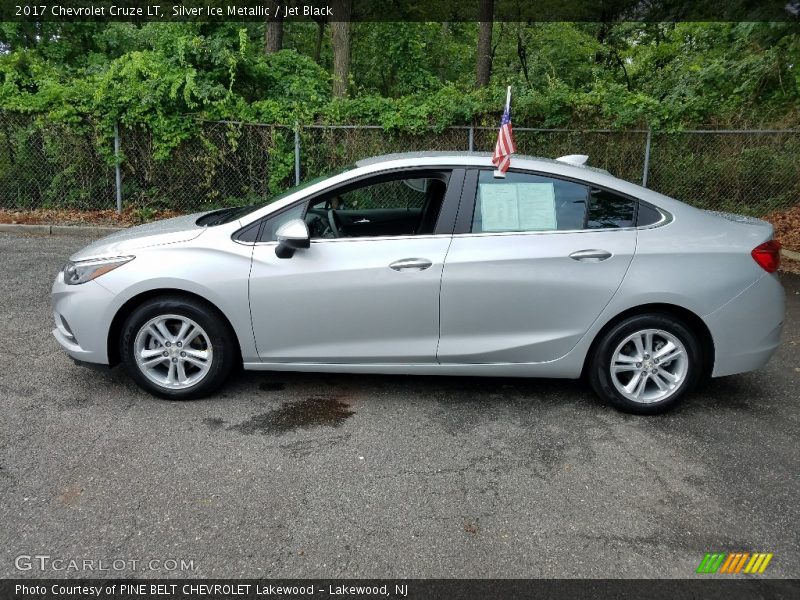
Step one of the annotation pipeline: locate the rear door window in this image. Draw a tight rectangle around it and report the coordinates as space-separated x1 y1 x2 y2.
469 170 648 233
587 188 635 229
470 170 587 233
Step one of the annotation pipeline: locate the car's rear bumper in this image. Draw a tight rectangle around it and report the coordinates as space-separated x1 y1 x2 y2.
705 273 785 377
51 272 115 364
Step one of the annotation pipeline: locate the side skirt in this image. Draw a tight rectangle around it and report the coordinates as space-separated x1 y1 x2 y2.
241 361 581 378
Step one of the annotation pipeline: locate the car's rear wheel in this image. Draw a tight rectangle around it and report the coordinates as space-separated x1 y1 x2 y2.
588 313 702 414
120 296 235 400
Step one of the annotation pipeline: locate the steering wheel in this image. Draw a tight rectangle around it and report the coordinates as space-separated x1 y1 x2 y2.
327 209 344 238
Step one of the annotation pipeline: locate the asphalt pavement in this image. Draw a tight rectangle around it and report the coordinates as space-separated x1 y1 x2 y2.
0 230 798 579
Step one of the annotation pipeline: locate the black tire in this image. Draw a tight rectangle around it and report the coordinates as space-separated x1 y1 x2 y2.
588 313 702 415
120 295 236 400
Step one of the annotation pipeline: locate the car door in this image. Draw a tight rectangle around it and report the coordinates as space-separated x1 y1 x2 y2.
438 169 637 364
249 169 463 363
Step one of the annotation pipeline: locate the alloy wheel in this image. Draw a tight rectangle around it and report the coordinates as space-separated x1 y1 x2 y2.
609 328 689 404
133 314 213 390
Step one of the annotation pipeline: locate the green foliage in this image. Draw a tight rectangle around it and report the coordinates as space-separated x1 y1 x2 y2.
0 21 797 212
133 206 158 223
351 22 441 96
1 21 797 140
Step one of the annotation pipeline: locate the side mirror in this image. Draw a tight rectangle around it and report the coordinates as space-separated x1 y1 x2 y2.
275 219 310 259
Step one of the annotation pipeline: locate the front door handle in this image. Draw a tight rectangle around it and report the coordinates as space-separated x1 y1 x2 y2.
389 258 433 271
569 249 612 262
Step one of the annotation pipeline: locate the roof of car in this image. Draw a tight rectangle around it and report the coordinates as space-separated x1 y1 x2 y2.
355 151 612 176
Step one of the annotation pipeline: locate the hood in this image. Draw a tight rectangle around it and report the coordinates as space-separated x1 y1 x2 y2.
70 212 209 261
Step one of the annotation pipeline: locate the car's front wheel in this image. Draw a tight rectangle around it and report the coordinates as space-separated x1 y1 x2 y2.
120 295 236 400
588 313 702 414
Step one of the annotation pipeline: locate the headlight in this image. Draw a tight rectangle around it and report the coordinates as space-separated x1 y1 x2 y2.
62 256 134 285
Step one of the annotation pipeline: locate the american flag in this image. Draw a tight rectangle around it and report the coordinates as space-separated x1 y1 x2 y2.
492 88 516 173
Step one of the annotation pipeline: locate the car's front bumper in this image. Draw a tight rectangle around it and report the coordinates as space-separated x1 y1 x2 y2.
705 273 785 377
51 271 116 364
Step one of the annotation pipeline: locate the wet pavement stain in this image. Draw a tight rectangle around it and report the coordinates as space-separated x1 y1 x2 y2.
259 381 286 392
228 396 355 435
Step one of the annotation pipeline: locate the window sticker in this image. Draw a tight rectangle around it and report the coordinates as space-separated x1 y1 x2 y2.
478 183 518 231
479 182 556 231
517 183 557 230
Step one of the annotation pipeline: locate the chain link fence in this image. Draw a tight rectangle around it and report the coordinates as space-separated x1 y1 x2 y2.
0 113 115 210
119 121 291 210
647 131 800 216
0 112 798 218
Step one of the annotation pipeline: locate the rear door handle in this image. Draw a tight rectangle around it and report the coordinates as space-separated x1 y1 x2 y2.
389 258 433 271
569 249 612 262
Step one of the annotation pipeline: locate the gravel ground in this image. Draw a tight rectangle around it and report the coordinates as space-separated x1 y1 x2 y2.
0 231 798 579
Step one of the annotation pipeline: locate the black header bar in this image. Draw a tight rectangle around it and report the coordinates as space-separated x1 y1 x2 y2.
0 0 799 22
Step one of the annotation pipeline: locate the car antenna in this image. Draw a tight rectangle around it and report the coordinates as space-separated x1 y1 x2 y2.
556 154 589 166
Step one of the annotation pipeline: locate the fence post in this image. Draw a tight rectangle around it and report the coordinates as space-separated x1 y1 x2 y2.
114 122 122 214
641 126 652 188
294 121 301 186
468 125 475 152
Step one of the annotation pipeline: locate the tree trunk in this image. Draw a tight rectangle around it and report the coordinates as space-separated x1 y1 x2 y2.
264 2 283 54
516 28 530 87
313 20 325 64
438 22 450 75
330 0 352 97
264 21 283 53
476 0 494 87
595 21 609 63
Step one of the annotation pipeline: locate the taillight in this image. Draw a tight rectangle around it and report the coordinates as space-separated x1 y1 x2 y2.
751 240 781 273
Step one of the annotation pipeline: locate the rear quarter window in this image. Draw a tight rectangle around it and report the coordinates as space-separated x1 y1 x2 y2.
636 202 663 227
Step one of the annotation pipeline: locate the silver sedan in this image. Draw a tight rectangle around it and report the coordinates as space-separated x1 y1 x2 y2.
52 152 785 414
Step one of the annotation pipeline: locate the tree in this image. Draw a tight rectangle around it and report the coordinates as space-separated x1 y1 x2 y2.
476 0 494 87
330 0 352 97
264 2 283 53
1 21 797 130
313 19 326 64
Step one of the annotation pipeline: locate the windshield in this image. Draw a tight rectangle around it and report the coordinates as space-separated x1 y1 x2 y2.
199 167 354 226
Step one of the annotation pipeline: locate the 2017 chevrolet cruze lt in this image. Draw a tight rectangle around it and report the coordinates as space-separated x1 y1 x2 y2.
52 152 785 414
